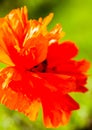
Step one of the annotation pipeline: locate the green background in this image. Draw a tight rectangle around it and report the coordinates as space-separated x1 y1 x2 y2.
0 0 92 130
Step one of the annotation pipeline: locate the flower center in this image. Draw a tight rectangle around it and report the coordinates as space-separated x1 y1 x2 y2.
30 60 47 73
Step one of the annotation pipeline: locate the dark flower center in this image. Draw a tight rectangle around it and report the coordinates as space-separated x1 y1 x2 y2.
30 60 47 73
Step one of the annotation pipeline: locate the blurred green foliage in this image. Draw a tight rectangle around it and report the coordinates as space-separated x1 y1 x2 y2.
0 0 92 130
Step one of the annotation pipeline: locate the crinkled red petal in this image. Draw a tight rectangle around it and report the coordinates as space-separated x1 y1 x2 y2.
42 92 79 127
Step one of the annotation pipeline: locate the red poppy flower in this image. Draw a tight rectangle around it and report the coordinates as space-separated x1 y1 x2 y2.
0 7 90 127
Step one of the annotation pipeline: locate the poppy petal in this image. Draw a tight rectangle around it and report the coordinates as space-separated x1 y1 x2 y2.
0 48 14 66
5 6 28 47
47 24 65 43
42 93 79 127
38 73 76 94
0 67 40 121
56 60 90 92
23 34 49 66
47 41 78 67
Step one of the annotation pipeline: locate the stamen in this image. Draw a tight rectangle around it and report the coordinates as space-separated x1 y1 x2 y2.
29 60 47 73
